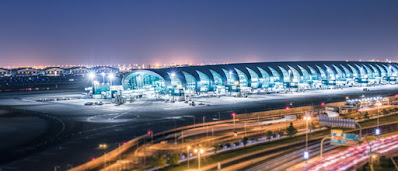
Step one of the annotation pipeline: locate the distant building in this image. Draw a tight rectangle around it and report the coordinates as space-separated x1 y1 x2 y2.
90 66 119 74
66 67 89 75
43 67 65 76
0 68 11 77
14 67 39 76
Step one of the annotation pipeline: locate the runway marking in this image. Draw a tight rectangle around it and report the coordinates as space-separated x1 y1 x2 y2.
87 112 139 122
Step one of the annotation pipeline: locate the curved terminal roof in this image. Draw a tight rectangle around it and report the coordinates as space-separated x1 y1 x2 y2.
122 61 398 91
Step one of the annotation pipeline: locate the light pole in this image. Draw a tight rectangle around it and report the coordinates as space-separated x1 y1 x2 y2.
365 137 375 171
187 146 191 169
99 144 108 168
101 72 105 84
108 73 115 98
376 101 381 137
232 113 236 132
88 72 96 94
202 116 208 138
147 130 153 144
194 148 204 170
304 115 311 163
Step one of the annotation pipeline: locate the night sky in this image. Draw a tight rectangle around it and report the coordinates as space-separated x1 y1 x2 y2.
1 0 397 66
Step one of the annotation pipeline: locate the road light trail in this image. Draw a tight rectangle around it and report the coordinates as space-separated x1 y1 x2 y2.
271 145 336 171
299 134 398 171
244 141 336 171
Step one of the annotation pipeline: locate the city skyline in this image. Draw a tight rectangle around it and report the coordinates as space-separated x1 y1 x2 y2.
1 58 395 69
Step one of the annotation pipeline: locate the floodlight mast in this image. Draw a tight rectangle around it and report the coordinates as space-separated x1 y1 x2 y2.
101 72 106 83
87 72 96 95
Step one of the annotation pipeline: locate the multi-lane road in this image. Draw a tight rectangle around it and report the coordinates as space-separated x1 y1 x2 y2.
241 122 398 171
300 134 398 171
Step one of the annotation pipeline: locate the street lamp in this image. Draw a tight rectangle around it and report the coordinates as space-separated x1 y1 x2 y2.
187 146 191 168
375 128 380 136
99 144 108 149
304 115 311 163
194 148 204 170
99 144 108 168
88 72 96 80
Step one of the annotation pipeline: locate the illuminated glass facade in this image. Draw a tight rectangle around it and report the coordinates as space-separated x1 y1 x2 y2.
123 70 166 94
122 61 398 94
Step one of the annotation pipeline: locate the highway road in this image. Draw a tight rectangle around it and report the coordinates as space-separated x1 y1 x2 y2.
241 141 337 171
241 121 398 171
300 134 398 171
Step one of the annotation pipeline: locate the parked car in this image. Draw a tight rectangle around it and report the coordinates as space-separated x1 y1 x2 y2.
84 102 94 106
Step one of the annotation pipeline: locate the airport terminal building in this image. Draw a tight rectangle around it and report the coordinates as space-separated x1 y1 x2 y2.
2 61 398 96
120 61 398 98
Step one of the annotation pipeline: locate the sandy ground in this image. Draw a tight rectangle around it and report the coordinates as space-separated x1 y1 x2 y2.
0 85 398 170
